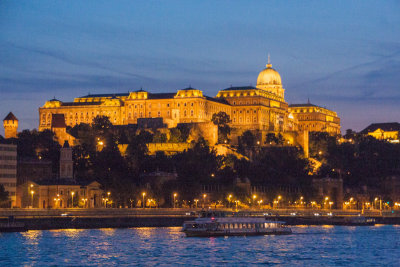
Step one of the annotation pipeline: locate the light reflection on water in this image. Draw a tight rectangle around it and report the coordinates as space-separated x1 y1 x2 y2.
0 225 400 266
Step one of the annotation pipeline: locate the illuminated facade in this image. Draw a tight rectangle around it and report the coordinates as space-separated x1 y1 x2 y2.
288 103 341 135
38 58 340 143
361 122 400 141
3 112 18 139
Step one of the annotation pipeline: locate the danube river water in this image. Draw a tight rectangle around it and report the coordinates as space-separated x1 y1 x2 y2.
0 225 399 266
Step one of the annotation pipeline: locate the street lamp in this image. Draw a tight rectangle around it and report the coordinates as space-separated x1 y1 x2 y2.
173 193 177 208
107 192 111 208
71 191 75 208
203 194 207 208
252 194 257 208
277 195 282 208
228 194 232 208
194 199 199 208
30 190 34 208
82 198 87 208
142 192 146 208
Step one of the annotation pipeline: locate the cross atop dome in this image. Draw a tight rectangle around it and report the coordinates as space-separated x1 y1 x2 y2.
267 53 272 68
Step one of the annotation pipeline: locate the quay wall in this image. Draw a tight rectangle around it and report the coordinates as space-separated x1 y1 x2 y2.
1 208 400 231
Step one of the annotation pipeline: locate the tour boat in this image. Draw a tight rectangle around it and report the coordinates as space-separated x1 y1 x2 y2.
182 211 292 237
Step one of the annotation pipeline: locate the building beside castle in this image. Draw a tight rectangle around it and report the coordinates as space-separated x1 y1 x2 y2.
361 122 400 141
16 141 103 208
38 59 340 147
0 143 17 207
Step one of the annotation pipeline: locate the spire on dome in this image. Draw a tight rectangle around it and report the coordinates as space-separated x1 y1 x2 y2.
266 53 272 68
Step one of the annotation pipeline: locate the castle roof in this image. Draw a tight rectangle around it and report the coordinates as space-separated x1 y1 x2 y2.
361 122 400 134
62 102 102 106
3 112 18 121
148 93 176 99
221 86 258 91
80 93 129 98
289 103 319 108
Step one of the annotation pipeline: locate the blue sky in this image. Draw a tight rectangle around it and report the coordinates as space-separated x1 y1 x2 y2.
1 0 399 135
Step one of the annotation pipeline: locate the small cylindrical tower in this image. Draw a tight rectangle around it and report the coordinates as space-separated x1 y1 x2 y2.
3 112 18 139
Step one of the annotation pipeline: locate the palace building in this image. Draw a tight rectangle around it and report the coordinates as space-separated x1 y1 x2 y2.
361 122 400 141
288 102 340 135
38 58 340 147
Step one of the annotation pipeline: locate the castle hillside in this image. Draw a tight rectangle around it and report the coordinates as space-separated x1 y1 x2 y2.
37 58 341 147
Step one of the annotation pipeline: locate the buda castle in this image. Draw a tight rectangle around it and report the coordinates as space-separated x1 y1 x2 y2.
37 58 340 149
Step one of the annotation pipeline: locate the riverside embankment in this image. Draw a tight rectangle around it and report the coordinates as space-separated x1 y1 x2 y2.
1 208 400 231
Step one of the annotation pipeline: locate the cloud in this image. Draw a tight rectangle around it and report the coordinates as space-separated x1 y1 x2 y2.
0 41 153 80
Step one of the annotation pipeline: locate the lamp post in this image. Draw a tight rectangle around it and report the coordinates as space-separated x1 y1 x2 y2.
173 193 177 208
142 192 146 209
71 191 75 208
194 199 199 208
203 194 207 208
277 195 282 208
324 196 329 209
30 190 34 208
107 192 111 208
228 194 232 208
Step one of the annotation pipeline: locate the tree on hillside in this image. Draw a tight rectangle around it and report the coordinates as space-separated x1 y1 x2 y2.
238 130 256 153
92 115 113 133
153 131 167 143
16 129 61 173
169 128 183 143
173 138 222 201
211 112 231 143
265 133 285 145
309 131 337 158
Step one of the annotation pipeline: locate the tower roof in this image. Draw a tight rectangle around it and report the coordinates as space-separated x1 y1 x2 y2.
3 112 18 121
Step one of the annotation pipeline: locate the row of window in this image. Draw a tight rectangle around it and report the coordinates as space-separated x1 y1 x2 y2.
0 165 16 169
233 109 258 114
0 174 16 178
233 117 258 123
0 147 17 151
0 182 16 187
0 156 17 161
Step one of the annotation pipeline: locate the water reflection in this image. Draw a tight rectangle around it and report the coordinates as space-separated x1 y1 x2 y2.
1 226 399 266
48 228 85 238
21 230 42 245
99 228 117 236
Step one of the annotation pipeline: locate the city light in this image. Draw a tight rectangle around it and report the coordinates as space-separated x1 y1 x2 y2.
173 193 178 208
142 192 146 208
30 190 34 208
71 191 75 208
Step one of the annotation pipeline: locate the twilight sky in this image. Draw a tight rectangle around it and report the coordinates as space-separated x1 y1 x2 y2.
1 0 400 136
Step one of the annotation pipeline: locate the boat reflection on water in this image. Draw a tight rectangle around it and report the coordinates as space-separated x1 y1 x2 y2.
182 211 292 237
